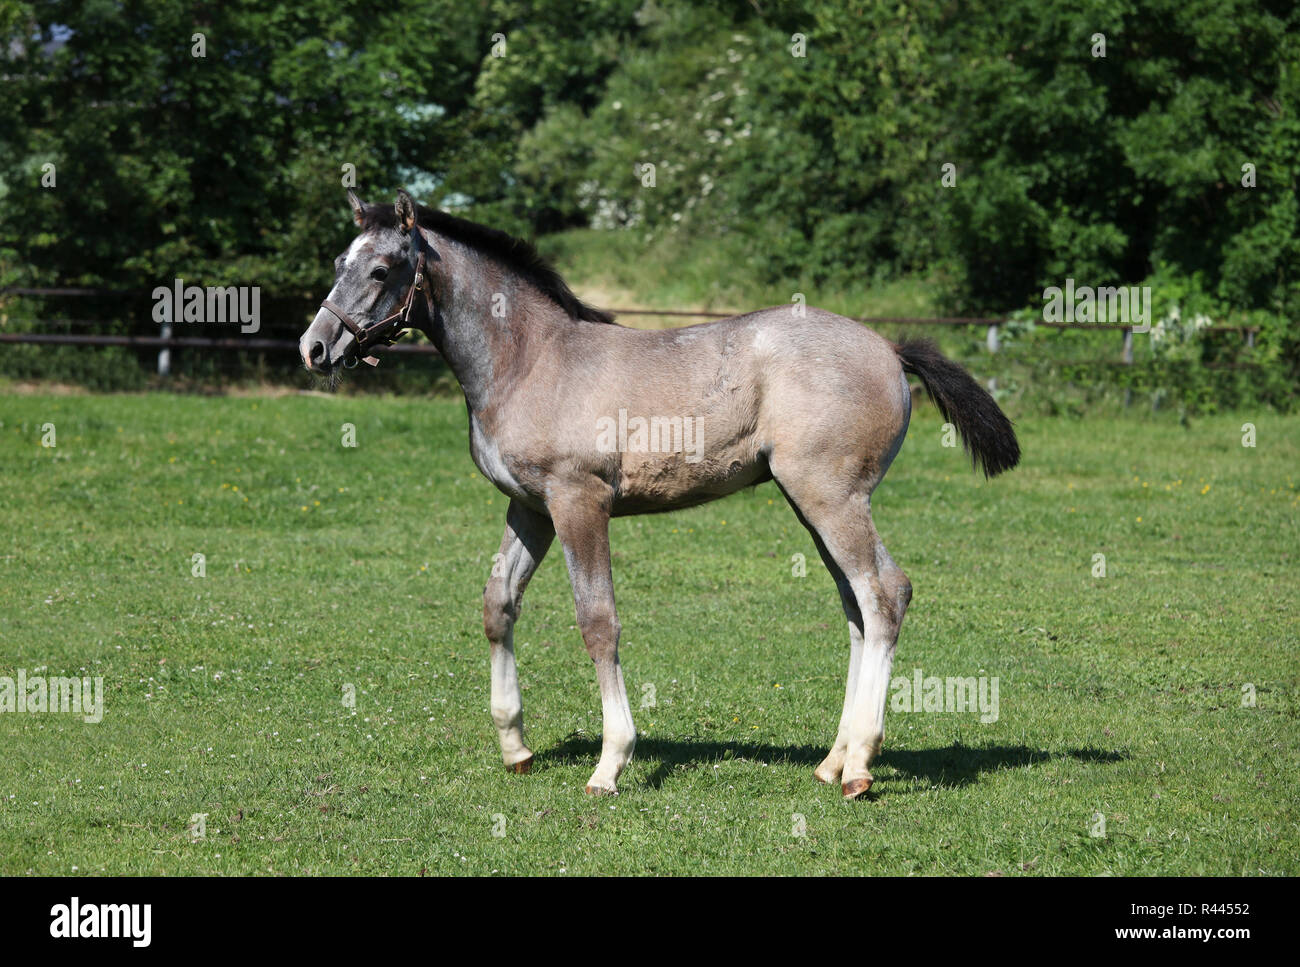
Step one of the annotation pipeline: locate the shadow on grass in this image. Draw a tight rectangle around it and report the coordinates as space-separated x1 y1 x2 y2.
545 733 1128 792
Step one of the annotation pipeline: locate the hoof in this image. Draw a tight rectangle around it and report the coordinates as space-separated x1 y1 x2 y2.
841 776 873 800
508 755 533 774
813 763 842 785
584 784 617 797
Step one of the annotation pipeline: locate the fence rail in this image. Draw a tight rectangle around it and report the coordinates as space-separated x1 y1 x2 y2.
0 288 1262 369
0 331 440 355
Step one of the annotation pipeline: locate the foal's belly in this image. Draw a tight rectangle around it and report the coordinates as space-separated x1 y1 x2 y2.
610 446 772 516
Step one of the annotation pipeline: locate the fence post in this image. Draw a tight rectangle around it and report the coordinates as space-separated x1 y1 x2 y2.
1246 328 1255 348
986 323 1000 354
158 295 171 376
1121 326 1133 365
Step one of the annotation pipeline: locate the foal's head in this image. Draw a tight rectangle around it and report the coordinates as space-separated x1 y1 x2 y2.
299 189 427 374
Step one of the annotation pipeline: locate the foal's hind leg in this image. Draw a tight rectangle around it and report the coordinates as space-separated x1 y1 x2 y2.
814 571 863 785
786 511 864 786
810 508 910 797
839 538 910 797
775 473 910 798
484 500 554 772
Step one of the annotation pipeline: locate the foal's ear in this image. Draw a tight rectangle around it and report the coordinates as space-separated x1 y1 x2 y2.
346 189 366 227
395 189 418 232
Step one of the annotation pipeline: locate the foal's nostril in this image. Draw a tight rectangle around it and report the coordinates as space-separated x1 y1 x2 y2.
309 341 327 364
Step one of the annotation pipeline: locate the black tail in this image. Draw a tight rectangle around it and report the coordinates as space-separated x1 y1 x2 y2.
895 338 1020 477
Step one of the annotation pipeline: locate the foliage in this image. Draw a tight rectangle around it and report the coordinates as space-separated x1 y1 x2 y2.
0 0 493 293
0 1 1296 403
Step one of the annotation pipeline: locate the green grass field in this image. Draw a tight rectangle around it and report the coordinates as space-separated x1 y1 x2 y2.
539 227 938 322
0 389 1296 875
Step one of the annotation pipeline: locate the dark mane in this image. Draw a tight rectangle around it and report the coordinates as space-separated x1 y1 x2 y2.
360 202 616 325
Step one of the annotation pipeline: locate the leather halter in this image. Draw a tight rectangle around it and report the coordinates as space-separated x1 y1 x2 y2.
319 229 428 367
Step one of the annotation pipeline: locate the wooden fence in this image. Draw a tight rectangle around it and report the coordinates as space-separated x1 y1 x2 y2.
0 287 1261 371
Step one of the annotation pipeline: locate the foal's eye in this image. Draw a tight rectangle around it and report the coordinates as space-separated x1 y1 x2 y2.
370 266 388 282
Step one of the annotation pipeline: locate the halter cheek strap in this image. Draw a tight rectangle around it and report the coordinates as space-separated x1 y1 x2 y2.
319 229 428 367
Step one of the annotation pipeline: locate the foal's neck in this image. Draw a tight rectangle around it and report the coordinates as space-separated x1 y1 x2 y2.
421 233 559 415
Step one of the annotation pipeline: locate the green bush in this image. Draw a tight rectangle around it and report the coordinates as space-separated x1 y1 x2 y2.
1 0 1295 405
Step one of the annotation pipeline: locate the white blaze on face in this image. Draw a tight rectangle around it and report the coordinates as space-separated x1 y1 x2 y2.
343 233 368 267
325 234 370 303
301 234 376 370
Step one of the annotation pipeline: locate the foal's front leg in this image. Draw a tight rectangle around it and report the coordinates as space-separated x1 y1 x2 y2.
549 494 636 795
484 501 554 772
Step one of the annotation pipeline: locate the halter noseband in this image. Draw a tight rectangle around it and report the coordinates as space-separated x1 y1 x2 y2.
319 229 428 367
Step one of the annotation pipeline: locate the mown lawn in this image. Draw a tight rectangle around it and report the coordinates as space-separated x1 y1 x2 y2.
0 390 1295 875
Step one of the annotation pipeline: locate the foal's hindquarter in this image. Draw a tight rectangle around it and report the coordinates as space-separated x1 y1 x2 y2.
480 308 915 797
